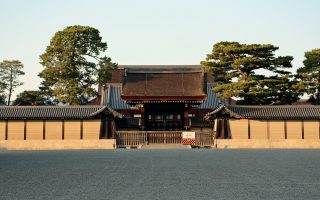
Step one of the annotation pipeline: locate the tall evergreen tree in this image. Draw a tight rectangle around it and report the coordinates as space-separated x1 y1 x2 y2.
0 60 25 105
201 41 296 105
296 48 320 105
39 25 116 105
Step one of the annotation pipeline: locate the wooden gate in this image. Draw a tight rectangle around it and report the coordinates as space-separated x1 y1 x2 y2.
195 131 214 146
115 131 214 147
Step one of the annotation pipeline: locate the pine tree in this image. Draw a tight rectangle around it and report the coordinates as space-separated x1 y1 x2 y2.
201 41 296 105
39 25 116 105
0 60 25 105
296 48 320 105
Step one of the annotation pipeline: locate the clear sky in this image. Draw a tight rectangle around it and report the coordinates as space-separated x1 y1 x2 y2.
1 0 320 98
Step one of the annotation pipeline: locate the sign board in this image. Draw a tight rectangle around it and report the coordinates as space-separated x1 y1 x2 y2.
182 132 195 139
182 132 196 145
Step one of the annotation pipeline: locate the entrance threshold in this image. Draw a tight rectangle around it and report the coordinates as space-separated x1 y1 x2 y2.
141 144 191 149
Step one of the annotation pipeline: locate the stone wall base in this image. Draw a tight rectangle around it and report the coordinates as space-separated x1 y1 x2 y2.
215 139 320 149
0 139 116 150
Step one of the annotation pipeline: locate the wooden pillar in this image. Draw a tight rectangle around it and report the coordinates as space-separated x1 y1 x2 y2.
248 119 251 139
301 120 304 139
80 119 83 140
141 106 145 131
24 119 27 140
43 119 46 140
284 119 287 139
99 118 106 139
220 119 225 139
184 110 189 129
5 120 8 140
62 119 65 140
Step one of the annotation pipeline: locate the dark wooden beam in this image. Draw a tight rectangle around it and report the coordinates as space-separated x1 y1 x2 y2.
301 120 304 139
80 119 83 140
43 119 46 140
248 119 251 139
24 120 27 140
220 119 225 139
99 119 104 139
62 119 65 140
284 120 287 139
5 120 8 140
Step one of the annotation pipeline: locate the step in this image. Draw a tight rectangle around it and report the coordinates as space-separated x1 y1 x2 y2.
141 144 191 149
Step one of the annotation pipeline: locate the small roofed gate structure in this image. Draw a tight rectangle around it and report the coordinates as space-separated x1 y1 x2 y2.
111 65 214 146
205 104 320 148
0 106 122 150
121 65 207 131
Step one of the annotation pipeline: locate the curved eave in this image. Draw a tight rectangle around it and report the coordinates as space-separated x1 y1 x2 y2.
204 104 241 120
90 105 123 118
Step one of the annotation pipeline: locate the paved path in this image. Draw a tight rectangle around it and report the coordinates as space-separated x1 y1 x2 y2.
1 149 320 200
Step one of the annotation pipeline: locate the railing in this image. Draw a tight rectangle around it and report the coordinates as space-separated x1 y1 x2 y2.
115 131 147 146
195 131 214 146
147 131 182 144
115 131 214 147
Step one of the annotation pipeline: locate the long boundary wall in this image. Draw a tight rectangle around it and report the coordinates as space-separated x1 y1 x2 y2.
215 139 320 149
218 119 320 148
0 119 116 150
0 140 116 150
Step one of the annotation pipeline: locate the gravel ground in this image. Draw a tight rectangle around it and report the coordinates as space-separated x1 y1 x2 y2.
1 149 320 200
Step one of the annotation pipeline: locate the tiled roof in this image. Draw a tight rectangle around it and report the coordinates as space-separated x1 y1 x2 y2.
119 65 202 72
0 105 122 119
103 83 224 110
197 83 228 109
122 65 206 100
206 105 320 120
108 69 124 83
106 84 131 109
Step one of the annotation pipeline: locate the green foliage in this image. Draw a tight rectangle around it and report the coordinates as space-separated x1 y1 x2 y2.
0 81 5 105
98 57 117 87
0 60 25 105
296 48 320 104
201 41 298 105
13 90 49 106
39 25 117 105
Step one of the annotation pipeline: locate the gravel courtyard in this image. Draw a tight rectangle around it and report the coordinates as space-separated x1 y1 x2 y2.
1 149 320 200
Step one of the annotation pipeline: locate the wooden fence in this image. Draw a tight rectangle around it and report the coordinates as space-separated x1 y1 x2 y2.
115 131 213 147
195 131 213 146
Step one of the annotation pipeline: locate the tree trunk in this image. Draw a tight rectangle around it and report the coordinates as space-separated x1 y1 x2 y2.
7 68 13 106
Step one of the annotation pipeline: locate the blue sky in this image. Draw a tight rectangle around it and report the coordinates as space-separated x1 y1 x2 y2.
1 0 320 98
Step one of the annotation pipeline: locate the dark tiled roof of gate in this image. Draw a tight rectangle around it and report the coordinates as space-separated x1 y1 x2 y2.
122 65 206 99
206 105 320 120
119 65 203 73
197 83 228 109
106 85 131 109
0 105 122 119
103 83 224 110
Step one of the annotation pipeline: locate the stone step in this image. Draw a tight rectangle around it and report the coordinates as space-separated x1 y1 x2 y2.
141 144 191 149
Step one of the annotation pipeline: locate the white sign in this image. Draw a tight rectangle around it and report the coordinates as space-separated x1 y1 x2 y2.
182 132 195 139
